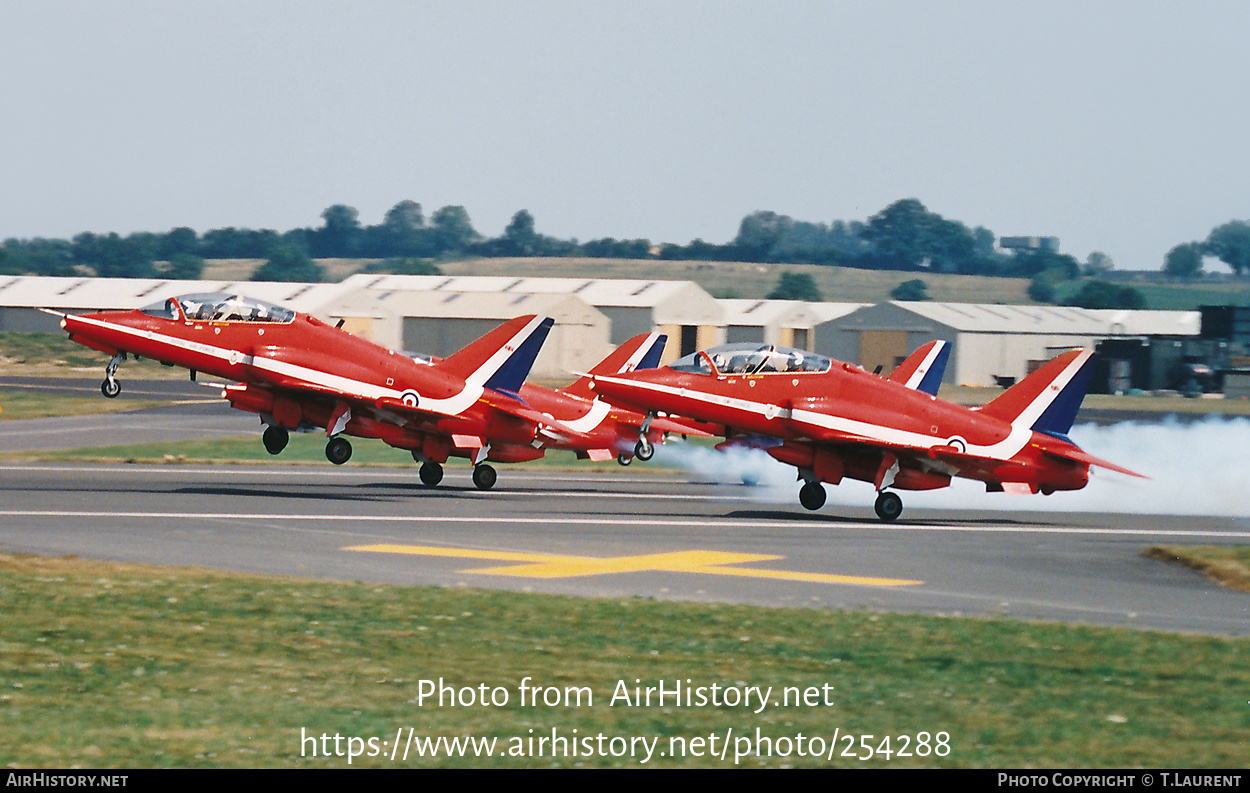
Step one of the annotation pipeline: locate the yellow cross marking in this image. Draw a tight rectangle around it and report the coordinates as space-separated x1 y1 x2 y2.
344 544 922 587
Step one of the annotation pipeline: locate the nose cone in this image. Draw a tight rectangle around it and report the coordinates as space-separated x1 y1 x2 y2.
60 309 145 355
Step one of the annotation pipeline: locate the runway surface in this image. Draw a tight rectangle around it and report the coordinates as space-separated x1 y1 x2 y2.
1 459 1248 636
3 379 1249 636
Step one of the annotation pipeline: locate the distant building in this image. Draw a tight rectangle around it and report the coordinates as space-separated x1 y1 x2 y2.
999 236 1060 253
823 302 1199 387
719 299 824 349
0 275 356 333
335 274 723 362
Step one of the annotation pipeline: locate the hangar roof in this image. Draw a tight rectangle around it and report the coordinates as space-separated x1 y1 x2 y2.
340 274 716 309
371 289 604 321
886 301 1200 336
0 276 352 314
808 301 873 323
719 299 829 328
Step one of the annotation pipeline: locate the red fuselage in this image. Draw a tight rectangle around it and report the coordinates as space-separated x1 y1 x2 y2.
61 305 543 462
591 358 1093 494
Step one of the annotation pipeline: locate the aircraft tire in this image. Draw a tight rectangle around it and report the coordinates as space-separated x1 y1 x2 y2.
874 491 903 522
326 437 352 465
634 437 654 461
472 464 497 490
617 453 632 466
419 461 443 487
263 426 289 455
101 379 120 398
798 481 826 510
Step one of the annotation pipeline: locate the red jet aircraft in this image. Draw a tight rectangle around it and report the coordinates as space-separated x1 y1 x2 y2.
47 292 560 490
588 341 1145 521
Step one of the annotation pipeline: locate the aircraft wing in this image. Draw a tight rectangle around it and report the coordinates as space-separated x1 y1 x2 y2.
1041 445 1148 478
646 414 716 437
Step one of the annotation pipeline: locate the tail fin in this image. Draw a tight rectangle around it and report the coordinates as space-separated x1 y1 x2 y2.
436 314 555 397
562 332 667 400
886 340 950 395
978 348 1096 438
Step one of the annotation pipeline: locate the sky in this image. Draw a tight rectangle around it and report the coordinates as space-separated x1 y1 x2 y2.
1 1 1247 271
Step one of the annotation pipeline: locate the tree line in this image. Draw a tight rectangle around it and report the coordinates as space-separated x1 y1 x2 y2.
3 198 1247 293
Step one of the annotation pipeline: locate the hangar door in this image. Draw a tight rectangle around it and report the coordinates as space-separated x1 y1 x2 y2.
403 317 500 357
726 325 765 345
859 330 909 374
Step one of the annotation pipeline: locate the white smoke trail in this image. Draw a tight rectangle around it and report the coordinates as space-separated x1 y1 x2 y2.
654 417 1250 517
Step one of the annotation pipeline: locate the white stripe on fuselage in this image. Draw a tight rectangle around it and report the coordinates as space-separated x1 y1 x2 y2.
69 314 481 417
560 398 613 434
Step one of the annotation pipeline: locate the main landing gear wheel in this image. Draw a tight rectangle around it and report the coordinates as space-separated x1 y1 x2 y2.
634 437 654 461
263 426 289 455
617 453 633 467
419 461 444 487
799 481 826 510
874 491 903 522
472 463 497 490
325 437 352 465
101 379 121 398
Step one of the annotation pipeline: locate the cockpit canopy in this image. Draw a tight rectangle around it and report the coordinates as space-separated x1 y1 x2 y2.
141 293 296 323
668 344 832 375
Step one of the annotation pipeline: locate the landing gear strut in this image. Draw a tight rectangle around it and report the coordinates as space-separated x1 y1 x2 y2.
263 426 289 455
101 353 124 398
472 463 497 490
874 491 903 522
325 436 352 465
634 413 656 461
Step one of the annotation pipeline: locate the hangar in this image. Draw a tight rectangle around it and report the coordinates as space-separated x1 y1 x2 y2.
0 276 356 333
719 299 824 348
825 301 1200 386
333 289 610 380
335 274 723 362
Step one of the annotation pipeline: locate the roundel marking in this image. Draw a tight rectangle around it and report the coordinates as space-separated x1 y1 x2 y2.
401 390 420 408
945 436 968 453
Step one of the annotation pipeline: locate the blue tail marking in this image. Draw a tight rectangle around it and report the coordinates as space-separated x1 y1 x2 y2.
915 342 951 396
1032 351 1097 438
483 317 554 397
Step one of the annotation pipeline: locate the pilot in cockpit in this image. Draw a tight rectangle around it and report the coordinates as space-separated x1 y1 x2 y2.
212 296 253 322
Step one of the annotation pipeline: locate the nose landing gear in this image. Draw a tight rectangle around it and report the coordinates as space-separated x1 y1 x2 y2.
101 353 124 398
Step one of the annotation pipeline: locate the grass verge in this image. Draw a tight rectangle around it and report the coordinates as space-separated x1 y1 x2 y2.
0 390 165 421
0 433 679 471
1 552 1247 768
1143 547 1250 593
